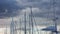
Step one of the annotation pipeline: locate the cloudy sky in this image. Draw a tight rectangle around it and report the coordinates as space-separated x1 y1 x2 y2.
0 0 60 34
0 0 60 25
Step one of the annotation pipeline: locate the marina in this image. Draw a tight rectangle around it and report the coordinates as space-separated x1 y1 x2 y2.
0 0 60 34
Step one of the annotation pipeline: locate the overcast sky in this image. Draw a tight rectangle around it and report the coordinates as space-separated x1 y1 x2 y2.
0 0 60 27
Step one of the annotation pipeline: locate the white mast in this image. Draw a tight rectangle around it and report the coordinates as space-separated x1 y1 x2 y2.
10 17 14 34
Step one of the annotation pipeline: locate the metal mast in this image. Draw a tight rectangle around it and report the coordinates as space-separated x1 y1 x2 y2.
30 6 34 34
24 12 27 34
52 0 58 34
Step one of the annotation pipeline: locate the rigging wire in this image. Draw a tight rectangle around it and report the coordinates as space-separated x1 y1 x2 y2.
32 0 51 33
30 6 34 34
33 16 39 34
29 7 39 34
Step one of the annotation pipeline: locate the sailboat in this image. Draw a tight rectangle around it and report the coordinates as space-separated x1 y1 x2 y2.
41 0 59 34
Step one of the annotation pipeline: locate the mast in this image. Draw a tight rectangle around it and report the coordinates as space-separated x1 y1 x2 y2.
30 6 34 34
24 12 27 34
10 17 14 34
14 21 17 34
52 0 58 34
29 13 31 34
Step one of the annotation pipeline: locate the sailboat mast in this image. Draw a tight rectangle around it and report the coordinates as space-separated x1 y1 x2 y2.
53 0 57 34
30 6 33 34
29 13 31 34
10 17 14 34
24 12 27 34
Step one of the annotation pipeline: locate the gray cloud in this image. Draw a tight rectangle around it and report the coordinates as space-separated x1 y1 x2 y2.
30 0 60 19
18 0 60 19
0 0 60 28
0 0 60 19
0 0 25 18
